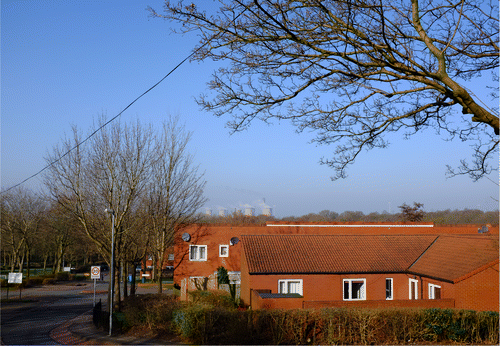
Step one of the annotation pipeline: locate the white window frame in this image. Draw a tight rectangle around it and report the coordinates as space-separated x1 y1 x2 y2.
189 245 207 261
409 278 418 300
278 279 303 295
428 283 441 299
219 244 229 257
343 278 366 301
385 278 393 300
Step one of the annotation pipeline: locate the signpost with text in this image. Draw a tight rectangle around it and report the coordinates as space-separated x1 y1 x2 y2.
8 273 23 300
90 266 101 307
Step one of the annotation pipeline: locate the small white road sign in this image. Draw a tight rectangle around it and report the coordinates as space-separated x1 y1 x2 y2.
8 273 22 284
91 266 101 279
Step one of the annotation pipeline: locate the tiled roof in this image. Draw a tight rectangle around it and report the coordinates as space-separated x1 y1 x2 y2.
242 234 438 274
408 235 499 282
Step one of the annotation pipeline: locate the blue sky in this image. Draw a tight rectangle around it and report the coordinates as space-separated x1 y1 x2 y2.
2 0 498 217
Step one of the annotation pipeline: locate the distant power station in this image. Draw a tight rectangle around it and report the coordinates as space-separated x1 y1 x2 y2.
204 205 273 217
262 207 273 216
244 207 255 216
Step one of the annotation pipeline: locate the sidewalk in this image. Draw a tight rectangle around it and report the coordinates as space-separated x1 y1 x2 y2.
50 309 183 345
48 285 184 345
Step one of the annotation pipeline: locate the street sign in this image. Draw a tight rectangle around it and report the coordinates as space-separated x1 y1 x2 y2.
91 266 101 279
8 273 22 284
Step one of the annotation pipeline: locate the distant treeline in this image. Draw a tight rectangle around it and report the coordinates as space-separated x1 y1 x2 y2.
200 209 498 225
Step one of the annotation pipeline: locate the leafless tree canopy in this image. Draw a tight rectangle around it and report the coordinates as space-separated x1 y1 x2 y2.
44 117 206 296
0 188 47 276
398 202 425 222
151 0 499 180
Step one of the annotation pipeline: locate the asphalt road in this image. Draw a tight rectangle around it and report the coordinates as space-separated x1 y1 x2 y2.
1 281 108 345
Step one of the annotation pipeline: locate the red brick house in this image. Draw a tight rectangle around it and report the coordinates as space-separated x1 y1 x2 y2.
173 222 498 304
240 234 499 311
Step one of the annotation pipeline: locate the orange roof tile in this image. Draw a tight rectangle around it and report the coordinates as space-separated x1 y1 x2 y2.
408 235 499 282
242 234 438 274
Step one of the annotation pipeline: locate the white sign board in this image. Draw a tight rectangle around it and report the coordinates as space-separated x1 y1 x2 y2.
8 273 22 284
90 266 101 279
63 266 71 272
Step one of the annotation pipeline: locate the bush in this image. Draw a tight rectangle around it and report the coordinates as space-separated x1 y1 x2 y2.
172 304 212 342
73 274 86 281
168 307 499 345
188 290 237 309
55 271 71 281
42 278 57 285
121 294 180 333
20 277 44 288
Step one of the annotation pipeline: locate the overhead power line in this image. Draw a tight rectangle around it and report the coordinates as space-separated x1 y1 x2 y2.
3 7 246 195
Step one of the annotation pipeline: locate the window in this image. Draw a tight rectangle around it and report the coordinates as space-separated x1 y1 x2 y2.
278 279 303 295
386 278 393 300
343 279 366 301
409 278 418 300
189 245 207 261
428 283 441 299
219 245 229 257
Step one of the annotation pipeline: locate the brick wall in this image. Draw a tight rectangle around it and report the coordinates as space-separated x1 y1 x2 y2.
303 298 455 309
250 289 303 309
244 271 496 311
454 262 499 311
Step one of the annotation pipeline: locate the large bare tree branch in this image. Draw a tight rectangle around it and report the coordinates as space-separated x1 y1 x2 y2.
153 0 499 180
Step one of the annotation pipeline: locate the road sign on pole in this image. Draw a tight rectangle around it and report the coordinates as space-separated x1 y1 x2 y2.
91 266 101 279
8 273 22 284
8 273 23 299
91 266 101 307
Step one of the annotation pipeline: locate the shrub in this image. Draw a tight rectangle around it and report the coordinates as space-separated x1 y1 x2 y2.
42 278 57 285
121 294 180 333
20 277 44 288
73 274 86 281
172 304 211 343
55 271 71 281
168 306 499 345
188 289 237 309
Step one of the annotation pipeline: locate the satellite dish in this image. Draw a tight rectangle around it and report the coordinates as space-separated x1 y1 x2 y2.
479 225 489 233
182 233 191 242
230 237 239 246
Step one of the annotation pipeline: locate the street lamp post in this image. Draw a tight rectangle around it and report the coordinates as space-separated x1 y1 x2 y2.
105 208 115 336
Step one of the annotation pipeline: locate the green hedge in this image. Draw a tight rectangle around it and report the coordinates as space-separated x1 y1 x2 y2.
121 294 180 332
171 306 499 345
121 291 499 345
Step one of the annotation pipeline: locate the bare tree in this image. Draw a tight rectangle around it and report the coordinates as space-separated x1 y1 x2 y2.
0 188 46 278
45 119 159 306
151 0 499 180
144 119 207 293
44 117 206 303
399 202 425 222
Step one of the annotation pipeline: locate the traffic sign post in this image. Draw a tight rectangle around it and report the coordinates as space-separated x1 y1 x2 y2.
91 266 101 307
8 273 23 300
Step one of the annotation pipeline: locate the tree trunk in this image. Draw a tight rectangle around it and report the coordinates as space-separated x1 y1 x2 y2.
10 253 15 273
26 247 31 279
122 260 128 299
42 253 49 273
152 254 157 282
116 262 121 311
18 252 25 274
158 267 163 294
130 261 136 296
